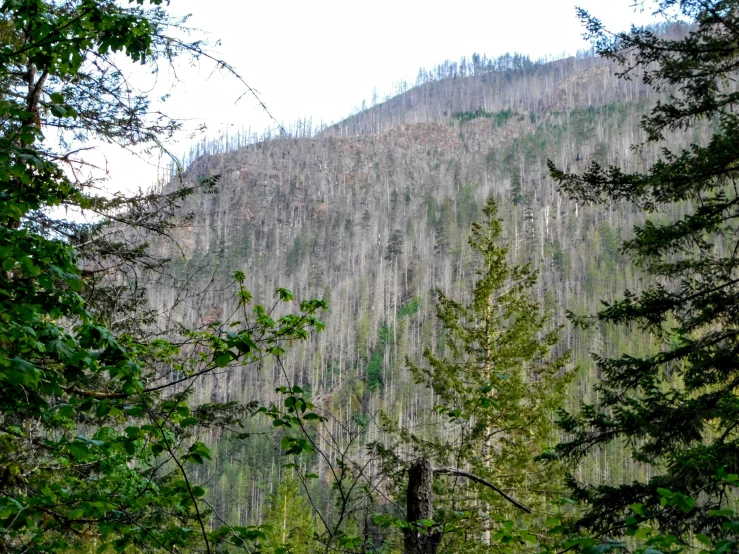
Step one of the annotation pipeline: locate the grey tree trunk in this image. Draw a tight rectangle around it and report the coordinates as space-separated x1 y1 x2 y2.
404 458 442 554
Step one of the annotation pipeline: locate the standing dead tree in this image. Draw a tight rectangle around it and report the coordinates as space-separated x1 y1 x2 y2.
404 458 531 554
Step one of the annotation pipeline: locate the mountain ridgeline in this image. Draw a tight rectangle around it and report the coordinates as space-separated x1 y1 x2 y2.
148 30 704 527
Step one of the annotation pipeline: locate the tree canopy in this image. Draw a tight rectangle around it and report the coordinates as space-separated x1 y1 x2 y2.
0 1 326 552
8 0 739 553
549 0 739 546
394 197 571 553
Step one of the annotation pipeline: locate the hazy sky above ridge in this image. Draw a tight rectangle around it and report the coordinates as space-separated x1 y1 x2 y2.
85 0 664 194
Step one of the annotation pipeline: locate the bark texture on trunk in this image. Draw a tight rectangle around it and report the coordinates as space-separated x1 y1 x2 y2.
404 458 442 554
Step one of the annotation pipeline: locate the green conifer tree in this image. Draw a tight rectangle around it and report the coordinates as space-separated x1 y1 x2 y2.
548 0 739 545
386 230 405 261
510 169 524 206
262 471 315 554
399 197 571 552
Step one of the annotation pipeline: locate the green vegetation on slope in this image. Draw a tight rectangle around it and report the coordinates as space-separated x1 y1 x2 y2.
3 0 739 552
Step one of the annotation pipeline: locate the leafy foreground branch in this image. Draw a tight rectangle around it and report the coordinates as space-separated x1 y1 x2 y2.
0 0 328 552
1 230 326 553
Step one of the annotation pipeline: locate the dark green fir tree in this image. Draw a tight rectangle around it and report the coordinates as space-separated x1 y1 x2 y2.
549 0 739 547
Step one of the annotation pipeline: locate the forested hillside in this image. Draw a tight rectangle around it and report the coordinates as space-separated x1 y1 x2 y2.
5 1 738 551
145 29 709 527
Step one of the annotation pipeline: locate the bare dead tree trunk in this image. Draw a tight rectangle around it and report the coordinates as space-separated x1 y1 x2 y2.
404 458 442 554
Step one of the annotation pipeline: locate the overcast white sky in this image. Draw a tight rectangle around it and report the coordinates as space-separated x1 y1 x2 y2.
91 0 664 193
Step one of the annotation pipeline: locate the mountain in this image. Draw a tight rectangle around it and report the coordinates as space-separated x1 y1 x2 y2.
144 41 699 526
